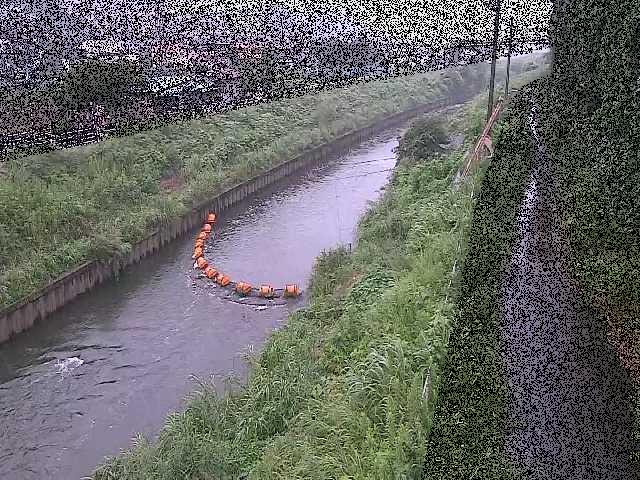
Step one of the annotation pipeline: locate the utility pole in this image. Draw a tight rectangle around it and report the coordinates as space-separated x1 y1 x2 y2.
505 16 514 98
487 0 502 123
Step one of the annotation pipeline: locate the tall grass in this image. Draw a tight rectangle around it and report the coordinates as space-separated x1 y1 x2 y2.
0 65 489 310
92 99 486 479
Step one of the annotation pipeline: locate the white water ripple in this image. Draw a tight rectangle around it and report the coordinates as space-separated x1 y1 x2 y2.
55 357 84 376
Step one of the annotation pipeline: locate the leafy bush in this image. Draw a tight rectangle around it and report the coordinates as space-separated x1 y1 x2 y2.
396 118 449 160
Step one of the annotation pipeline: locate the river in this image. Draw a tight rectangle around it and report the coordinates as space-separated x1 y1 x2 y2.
0 126 405 480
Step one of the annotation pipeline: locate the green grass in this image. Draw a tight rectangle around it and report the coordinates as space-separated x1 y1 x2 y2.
422 84 538 480
92 91 486 480
0 65 489 310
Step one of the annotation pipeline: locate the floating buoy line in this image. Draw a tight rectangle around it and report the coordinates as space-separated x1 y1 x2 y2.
191 212 302 302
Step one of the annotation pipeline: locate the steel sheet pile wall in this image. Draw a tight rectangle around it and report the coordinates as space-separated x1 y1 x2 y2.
0 93 471 343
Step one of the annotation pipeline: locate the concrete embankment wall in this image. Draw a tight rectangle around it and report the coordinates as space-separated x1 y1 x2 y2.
0 91 471 344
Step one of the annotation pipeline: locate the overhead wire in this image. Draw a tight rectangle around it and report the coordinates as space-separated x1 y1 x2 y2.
310 156 397 176
345 156 397 166
329 167 395 181
309 155 397 182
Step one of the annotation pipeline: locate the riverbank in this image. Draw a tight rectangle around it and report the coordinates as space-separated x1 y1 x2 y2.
91 84 489 479
0 65 489 333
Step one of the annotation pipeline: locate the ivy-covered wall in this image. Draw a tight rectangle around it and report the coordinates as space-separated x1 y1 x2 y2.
544 0 640 327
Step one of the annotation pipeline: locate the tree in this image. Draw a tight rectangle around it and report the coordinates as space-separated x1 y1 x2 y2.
237 45 295 101
53 58 145 111
395 118 449 160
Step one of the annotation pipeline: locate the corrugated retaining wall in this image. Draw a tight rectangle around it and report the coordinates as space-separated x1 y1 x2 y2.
0 90 475 344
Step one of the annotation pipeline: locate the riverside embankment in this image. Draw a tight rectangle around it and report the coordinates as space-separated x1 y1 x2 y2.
0 124 410 480
423 2 640 473
423 82 639 479
0 64 489 343
89 91 490 479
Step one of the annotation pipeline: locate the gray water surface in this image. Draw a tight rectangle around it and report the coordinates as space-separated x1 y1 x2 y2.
0 127 404 480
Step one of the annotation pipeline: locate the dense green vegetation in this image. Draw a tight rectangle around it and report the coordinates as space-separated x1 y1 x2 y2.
423 2 640 474
92 95 485 479
0 65 488 310
542 1 639 358
422 85 537 480
53 59 146 113
541 0 640 453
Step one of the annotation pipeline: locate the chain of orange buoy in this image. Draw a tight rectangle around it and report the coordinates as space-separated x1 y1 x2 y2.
191 212 302 299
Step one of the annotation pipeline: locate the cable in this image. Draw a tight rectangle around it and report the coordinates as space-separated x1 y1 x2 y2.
310 156 397 176
345 156 397 167
330 167 395 181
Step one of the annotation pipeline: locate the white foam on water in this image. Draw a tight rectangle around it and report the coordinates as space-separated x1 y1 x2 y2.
55 357 84 376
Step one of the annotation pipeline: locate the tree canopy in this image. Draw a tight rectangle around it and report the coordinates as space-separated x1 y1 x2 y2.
53 58 145 110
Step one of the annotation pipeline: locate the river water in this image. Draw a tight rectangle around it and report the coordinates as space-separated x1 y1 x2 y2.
0 127 404 480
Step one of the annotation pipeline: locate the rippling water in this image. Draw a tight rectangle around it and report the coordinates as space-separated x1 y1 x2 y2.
0 127 404 480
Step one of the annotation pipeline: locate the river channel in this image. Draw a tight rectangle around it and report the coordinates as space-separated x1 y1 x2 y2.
0 126 405 480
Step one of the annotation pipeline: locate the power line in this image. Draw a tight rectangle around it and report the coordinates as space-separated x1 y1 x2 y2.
329 167 395 181
346 156 397 166
308 156 397 178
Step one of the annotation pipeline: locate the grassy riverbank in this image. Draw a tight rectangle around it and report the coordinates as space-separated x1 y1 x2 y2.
93 92 486 479
0 65 488 310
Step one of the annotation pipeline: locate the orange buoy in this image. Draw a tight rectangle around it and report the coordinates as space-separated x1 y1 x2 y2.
196 257 208 270
203 223 212 233
283 284 300 298
206 213 217 224
204 266 218 279
195 238 205 248
235 281 252 296
192 247 204 259
216 274 231 287
258 285 275 298
197 231 208 241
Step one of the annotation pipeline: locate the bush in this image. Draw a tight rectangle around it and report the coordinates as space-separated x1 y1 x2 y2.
395 118 449 160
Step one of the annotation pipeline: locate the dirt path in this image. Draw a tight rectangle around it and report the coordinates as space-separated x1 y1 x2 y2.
499 103 638 480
